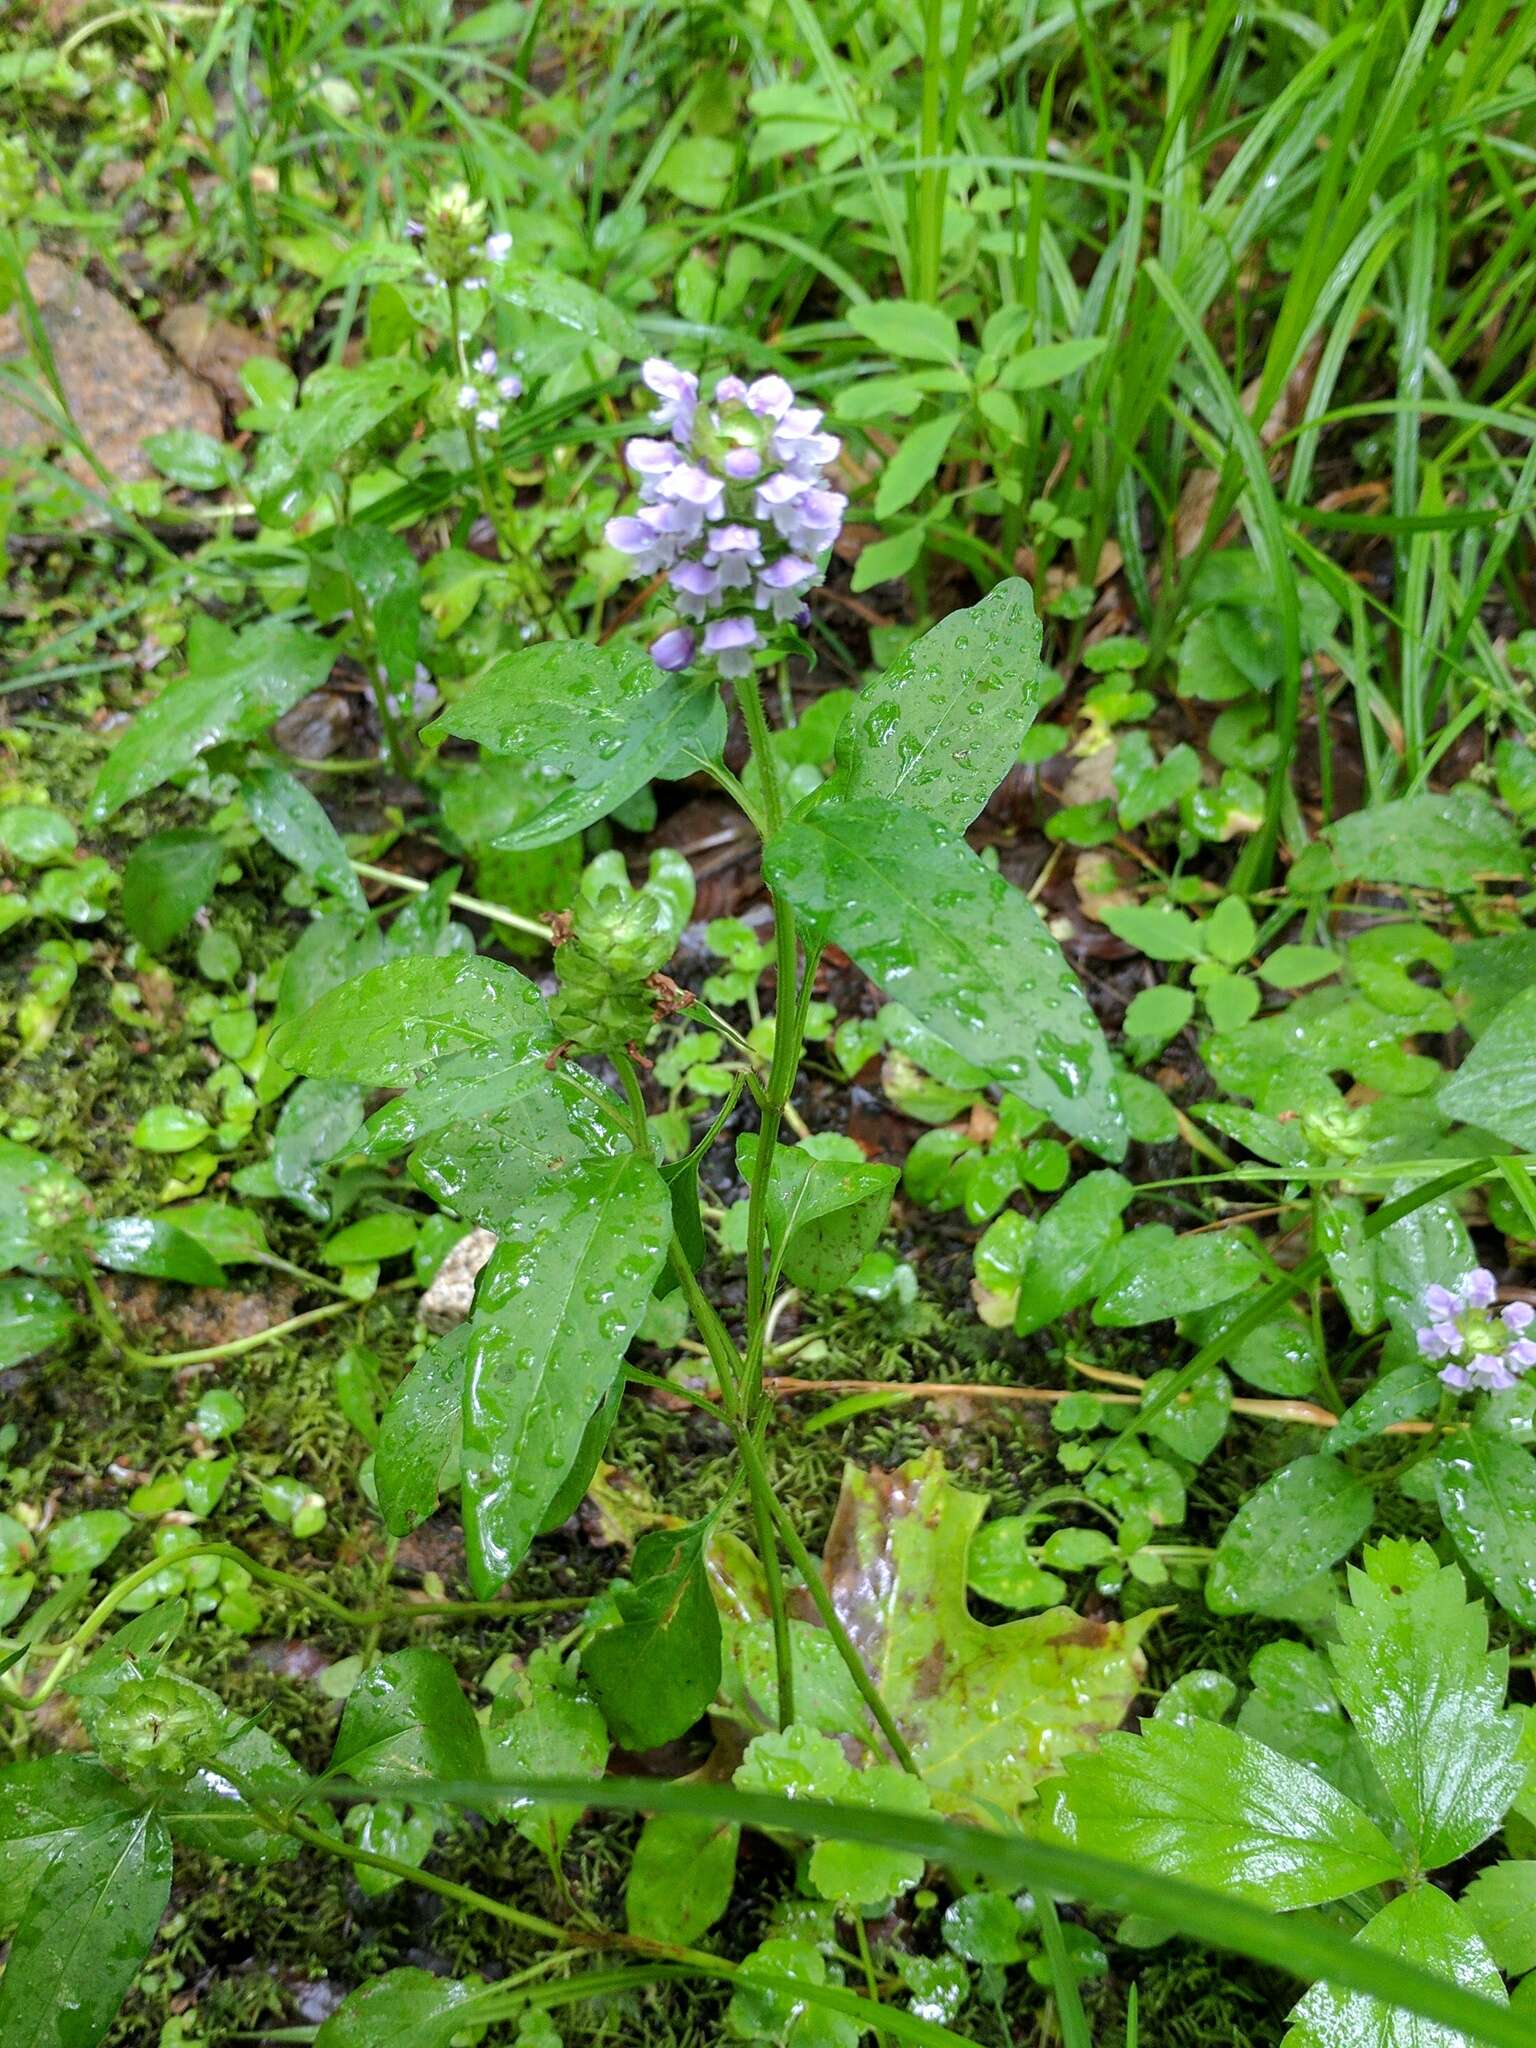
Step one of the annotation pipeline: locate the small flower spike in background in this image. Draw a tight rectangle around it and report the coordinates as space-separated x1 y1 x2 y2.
1416 1268 1536 1392
604 357 846 676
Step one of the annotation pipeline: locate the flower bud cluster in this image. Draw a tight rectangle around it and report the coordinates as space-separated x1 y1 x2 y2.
1417 1268 1536 1393
604 358 845 677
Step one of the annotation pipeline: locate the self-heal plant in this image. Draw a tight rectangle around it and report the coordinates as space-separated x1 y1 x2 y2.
1417 1267 1536 1394
605 358 847 675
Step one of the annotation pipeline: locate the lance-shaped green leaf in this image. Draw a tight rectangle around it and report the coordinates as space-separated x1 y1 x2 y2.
315 1969 481 2048
816 1450 1152 1822
331 1648 484 1787
582 1518 722 1748
120 828 223 951
424 641 724 849
460 1154 670 1594
410 1074 628 1232
1011 1169 1133 1335
1206 1455 1375 1615
1044 1716 1404 1908
241 765 366 911
1328 1540 1524 1870
271 954 550 1086
0 1277 76 1368
333 525 420 689
765 798 1126 1159
832 578 1044 829
1435 1432 1536 1630
244 357 432 525
736 1133 898 1292
87 615 337 823
84 1217 226 1288
627 1811 740 1945
1282 1885 1506 2047
1440 983 1536 1151
375 1324 469 1536
0 1761 173 2048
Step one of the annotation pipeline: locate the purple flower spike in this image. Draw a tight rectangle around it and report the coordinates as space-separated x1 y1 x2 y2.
606 356 842 676
650 626 696 671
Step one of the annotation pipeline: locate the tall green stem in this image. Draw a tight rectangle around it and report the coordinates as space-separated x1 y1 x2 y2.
734 1428 919 1777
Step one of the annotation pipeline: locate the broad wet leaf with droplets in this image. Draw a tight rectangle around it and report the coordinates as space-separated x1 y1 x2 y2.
765 796 1126 1159
424 639 725 849
831 577 1044 832
271 953 550 1087
756 1449 1153 1822
459 1154 670 1595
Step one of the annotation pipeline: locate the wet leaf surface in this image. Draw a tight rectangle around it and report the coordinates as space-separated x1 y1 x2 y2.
811 1449 1152 1821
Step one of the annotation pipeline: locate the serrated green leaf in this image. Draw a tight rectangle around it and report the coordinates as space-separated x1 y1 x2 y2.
1044 1716 1402 1907
1283 1886 1505 2048
1328 1541 1524 1869
1463 1862 1536 1978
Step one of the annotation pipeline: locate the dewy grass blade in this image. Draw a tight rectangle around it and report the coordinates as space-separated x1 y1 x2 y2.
338 1777 1533 2048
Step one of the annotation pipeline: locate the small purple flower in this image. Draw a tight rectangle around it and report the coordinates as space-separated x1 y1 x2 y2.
703 614 762 678
1465 1268 1499 1310
483 231 513 262
1418 1271 1536 1403
497 374 522 401
457 384 479 411
706 523 764 590
755 554 816 621
670 560 722 619
642 357 698 438
713 375 749 404
474 406 501 433
405 219 425 240
606 515 673 576
650 626 696 671
723 446 763 481
660 463 726 518
476 348 498 375
745 374 795 419
625 437 679 487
